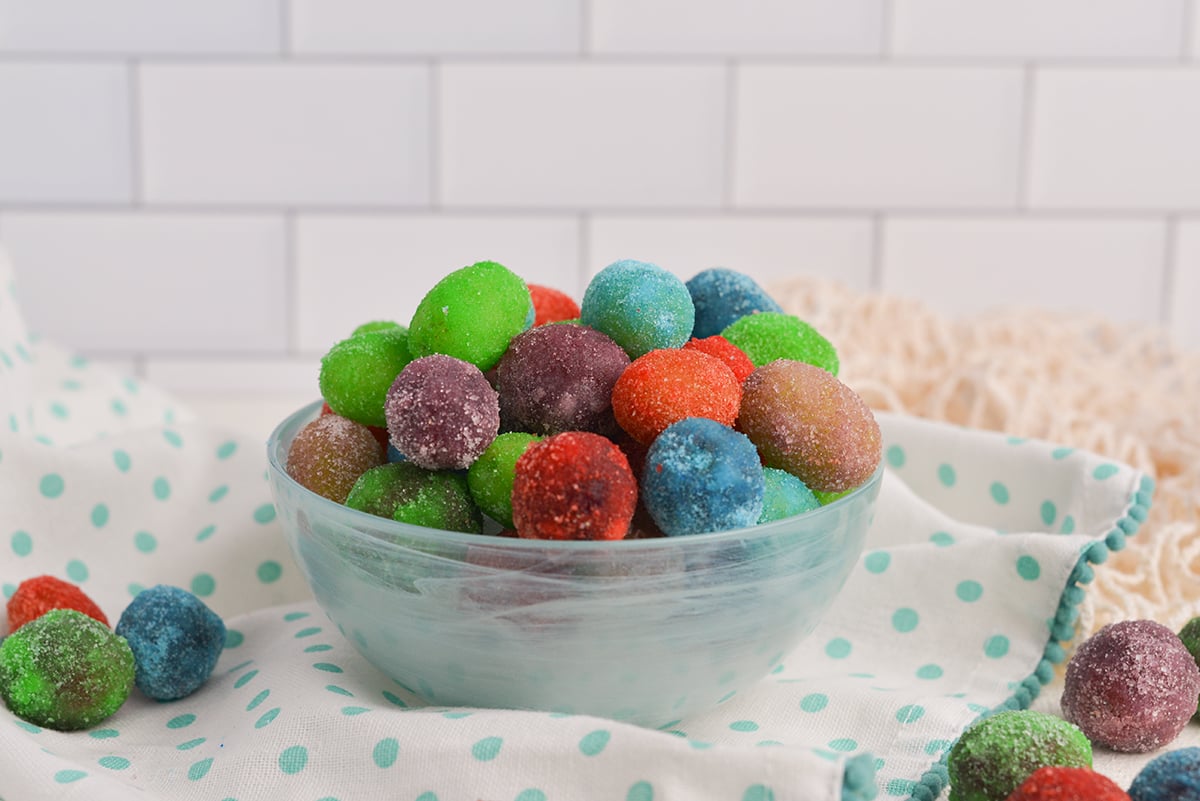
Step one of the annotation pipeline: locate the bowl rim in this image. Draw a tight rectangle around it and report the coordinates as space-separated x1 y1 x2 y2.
267 399 884 552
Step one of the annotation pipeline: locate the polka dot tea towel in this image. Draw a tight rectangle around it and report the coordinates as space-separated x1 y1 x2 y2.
0 249 1151 801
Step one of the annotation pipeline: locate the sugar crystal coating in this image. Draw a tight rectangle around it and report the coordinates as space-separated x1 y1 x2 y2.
287 413 386 503
758 467 820 524
346 462 481 534
683 335 755 383
7 575 108 632
1005 766 1130 801
1061 619 1200 753
0 608 134 731
512 431 637 541
528 283 581 326
496 323 629 436
115 585 225 701
1128 747 1200 801
722 312 839 375
579 260 695 359
466 432 542 530
611 348 742 446
408 261 533 371
318 328 413 428
686 268 783 339
947 709 1092 801
385 354 500 470
738 360 881 494
642 417 765 537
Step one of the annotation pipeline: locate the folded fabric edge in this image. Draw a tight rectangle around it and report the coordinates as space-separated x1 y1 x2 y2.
901 472 1156 801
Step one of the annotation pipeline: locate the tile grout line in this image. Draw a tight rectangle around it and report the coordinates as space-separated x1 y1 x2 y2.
578 211 591 289
0 203 1194 220
279 0 292 57
870 214 886 291
880 0 896 56
1180 0 1196 60
579 0 591 55
1160 216 1179 330
284 211 298 356
127 59 144 206
3 52 1196 67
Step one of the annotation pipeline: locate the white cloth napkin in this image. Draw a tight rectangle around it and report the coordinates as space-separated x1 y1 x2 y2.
0 251 1150 801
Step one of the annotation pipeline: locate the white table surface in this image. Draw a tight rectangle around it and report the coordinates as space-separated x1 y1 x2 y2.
183 392 1196 799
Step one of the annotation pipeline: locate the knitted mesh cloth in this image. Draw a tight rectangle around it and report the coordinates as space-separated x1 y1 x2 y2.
770 276 1200 638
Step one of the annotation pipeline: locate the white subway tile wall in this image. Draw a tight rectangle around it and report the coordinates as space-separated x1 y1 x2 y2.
881 218 1167 323
290 0 581 55
0 0 1197 399
891 0 1187 60
140 64 431 206
734 66 1024 209
440 63 727 208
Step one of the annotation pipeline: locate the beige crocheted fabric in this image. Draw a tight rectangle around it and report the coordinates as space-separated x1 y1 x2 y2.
770 276 1200 641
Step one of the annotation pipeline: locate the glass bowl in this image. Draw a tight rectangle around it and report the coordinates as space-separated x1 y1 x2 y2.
267 400 882 727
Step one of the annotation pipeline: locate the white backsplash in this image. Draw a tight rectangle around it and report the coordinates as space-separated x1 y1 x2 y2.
0 0 1197 398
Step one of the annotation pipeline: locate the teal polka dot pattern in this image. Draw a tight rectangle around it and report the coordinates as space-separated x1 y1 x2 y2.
0 327 1149 801
989 482 1010 504
471 736 503 761
167 713 196 729
255 708 281 728
257 560 282 583
373 738 400 768
54 770 87 783
66 559 88 582
937 463 956 487
579 730 610 756
191 573 215 596
891 608 919 633
1093 463 1120 480
11 529 32 556
825 638 852 659
864 552 890 574
984 635 1010 659
152 476 171 500
800 693 828 713
916 664 943 680
742 786 776 801
955 581 983 602
627 780 654 801
39 473 65 498
1017 555 1041 580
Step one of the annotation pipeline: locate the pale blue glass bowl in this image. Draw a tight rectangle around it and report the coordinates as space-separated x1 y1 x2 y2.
267 400 882 727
